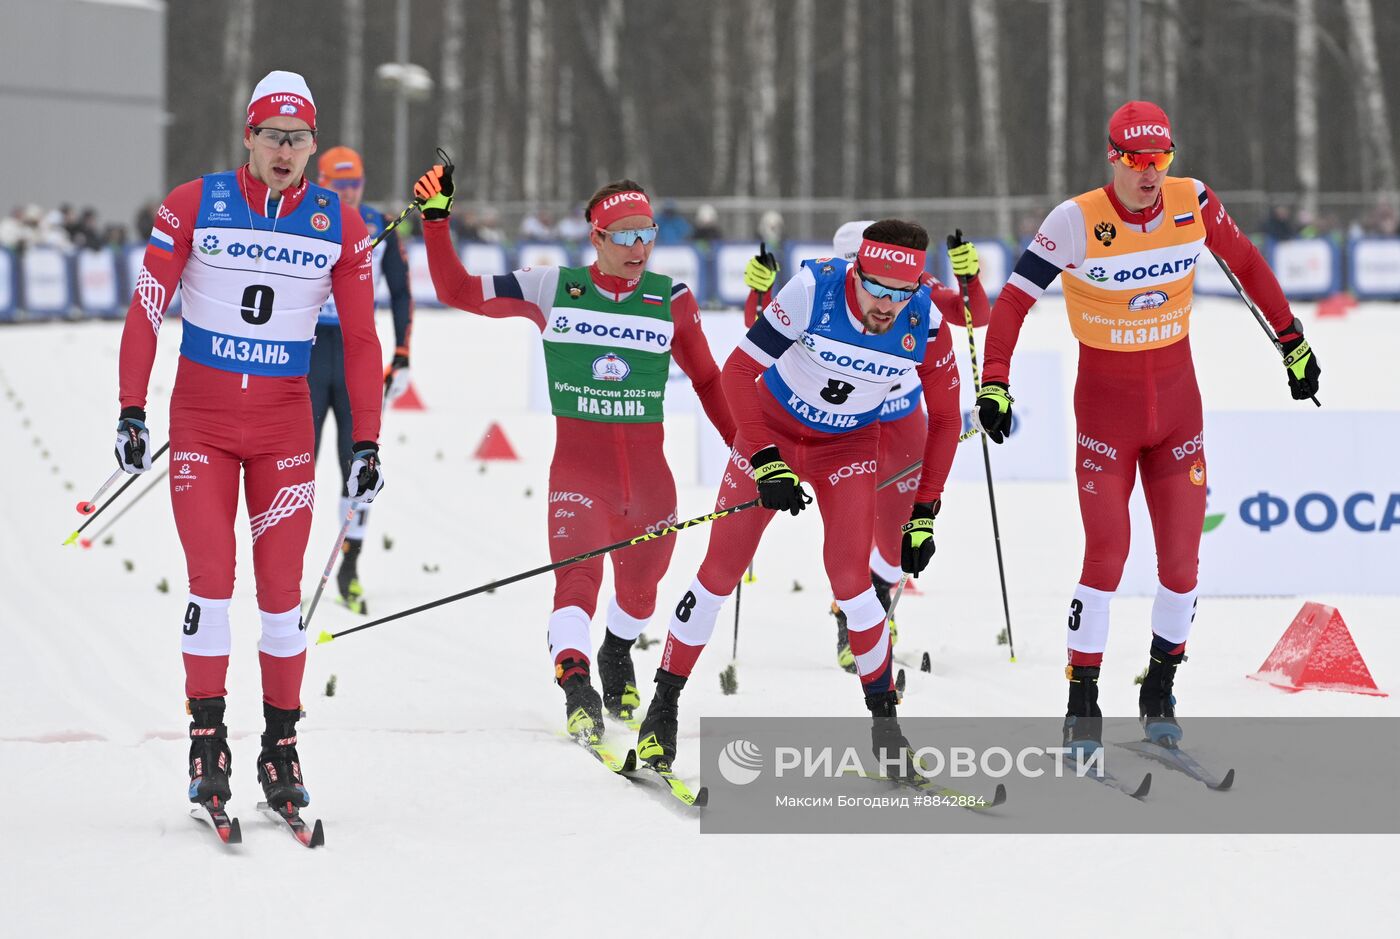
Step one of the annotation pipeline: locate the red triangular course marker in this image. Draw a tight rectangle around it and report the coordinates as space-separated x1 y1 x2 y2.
391 383 426 410
473 421 519 461
1247 601 1387 696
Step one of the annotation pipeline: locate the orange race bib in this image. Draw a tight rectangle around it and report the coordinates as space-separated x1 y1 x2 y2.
1061 178 1206 351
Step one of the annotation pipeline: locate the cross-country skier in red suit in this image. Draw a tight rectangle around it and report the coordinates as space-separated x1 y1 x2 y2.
974 101 1322 755
413 162 735 744
743 223 989 670
115 71 385 815
636 220 963 775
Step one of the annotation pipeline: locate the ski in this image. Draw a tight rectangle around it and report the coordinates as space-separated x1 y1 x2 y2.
630 762 709 809
189 797 241 845
866 771 1008 811
1070 753 1152 799
257 800 325 848
1116 739 1235 791
567 733 637 774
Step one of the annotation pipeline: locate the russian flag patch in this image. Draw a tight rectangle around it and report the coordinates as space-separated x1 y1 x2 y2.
1173 212 1194 228
642 293 663 305
148 227 175 257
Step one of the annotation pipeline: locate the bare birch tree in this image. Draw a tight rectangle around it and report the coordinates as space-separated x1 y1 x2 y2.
493 0 518 200
342 0 364 152
794 0 814 205
437 0 466 167
522 0 547 203
1047 0 1068 196
970 0 1012 238
841 1 859 199
599 0 647 182
709 4 732 193
223 0 255 168
1295 0 1319 220
1342 0 1399 210
894 0 914 197
749 0 778 199
1102 0 1126 116
557 58 574 201
474 18 498 204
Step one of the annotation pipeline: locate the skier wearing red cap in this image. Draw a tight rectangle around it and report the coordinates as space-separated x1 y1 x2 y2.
744 223 989 669
115 70 384 817
975 101 1322 755
635 219 965 776
412 163 736 746
310 145 415 615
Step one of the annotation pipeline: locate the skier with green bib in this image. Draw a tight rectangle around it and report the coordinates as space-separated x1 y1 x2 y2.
414 163 735 743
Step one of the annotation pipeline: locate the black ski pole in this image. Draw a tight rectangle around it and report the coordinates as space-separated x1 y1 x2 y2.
63 441 170 546
949 232 1016 662
78 466 168 548
320 459 930 646
1211 251 1320 407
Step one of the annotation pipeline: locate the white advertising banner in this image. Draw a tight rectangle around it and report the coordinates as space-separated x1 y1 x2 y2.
76 249 120 316
22 246 70 315
714 243 758 307
1350 238 1400 298
462 242 509 277
647 246 704 302
405 239 439 307
1270 238 1338 298
517 242 571 270
949 350 1069 482
0 248 13 318
1118 411 1399 596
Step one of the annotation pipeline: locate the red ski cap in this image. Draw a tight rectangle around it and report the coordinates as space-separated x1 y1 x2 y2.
247 70 317 130
1108 100 1172 153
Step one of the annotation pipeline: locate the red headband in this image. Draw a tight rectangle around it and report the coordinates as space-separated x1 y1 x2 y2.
589 190 653 231
857 239 926 283
247 92 316 130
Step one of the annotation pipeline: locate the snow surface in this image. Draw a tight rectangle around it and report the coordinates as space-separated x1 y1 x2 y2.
2 299 1397 937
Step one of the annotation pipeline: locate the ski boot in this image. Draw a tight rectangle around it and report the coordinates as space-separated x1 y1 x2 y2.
1062 664 1103 760
556 656 605 742
866 690 914 779
256 702 310 809
637 669 687 770
188 696 232 804
596 629 641 729
831 601 857 673
337 537 367 615
1139 644 1186 747
871 571 899 647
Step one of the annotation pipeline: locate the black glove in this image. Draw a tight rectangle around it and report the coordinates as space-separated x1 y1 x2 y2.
1277 318 1320 401
347 441 384 504
973 382 1014 444
900 500 940 576
413 161 454 220
383 350 411 402
114 405 152 474
751 445 809 516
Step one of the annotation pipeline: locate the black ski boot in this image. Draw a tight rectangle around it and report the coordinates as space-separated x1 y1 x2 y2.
866 690 914 779
1062 664 1103 760
188 696 232 804
1139 644 1186 746
596 629 641 726
871 570 899 646
637 669 687 769
337 537 366 615
256 702 310 809
556 656 605 742
831 601 857 673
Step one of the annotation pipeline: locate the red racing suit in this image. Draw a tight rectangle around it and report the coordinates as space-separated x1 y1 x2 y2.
984 177 1297 662
422 218 735 668
659 262 963 699
120 166 381 709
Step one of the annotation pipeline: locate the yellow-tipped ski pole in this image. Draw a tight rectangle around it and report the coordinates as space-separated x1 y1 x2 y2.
949 231 1016 663
63 442 170 545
